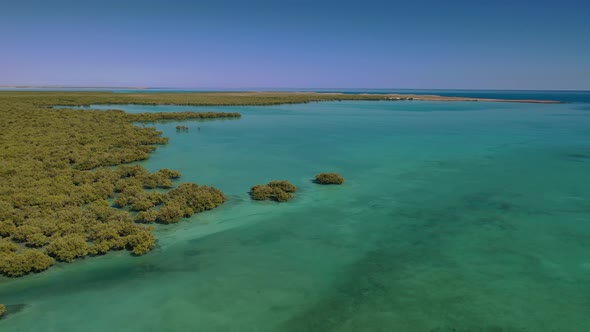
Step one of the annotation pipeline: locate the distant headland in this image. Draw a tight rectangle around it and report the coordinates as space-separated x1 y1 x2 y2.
0 90 563 104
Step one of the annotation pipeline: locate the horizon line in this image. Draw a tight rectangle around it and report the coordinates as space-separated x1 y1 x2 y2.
0 85 589 92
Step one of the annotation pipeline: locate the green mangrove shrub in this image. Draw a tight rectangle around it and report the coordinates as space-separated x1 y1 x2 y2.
250 185 274 200
46 234 90 262
250 180 297 202
267 180 297 193
314 173 345 185
157 203 184 224
0 250 55 277
134 210 159 223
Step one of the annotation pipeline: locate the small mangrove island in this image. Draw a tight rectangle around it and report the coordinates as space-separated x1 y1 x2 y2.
250 180 297 202
314 173 345 185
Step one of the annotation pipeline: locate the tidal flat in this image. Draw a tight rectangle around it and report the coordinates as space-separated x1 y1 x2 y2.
1 93 590 331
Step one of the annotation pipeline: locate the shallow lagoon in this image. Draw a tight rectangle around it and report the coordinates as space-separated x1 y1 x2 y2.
2 100 590 331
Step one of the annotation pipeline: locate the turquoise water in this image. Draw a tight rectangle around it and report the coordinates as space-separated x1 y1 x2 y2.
3 100 590 331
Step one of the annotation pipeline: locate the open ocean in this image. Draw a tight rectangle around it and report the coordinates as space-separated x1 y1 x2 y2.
1 93 590 331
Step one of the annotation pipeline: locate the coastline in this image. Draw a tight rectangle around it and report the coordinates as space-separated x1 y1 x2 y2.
355 93 562 104
0 91 564 105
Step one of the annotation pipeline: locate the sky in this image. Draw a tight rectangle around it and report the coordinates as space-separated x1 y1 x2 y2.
1 0 589 90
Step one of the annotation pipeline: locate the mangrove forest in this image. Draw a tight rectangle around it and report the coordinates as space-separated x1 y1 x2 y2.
0 92 252 278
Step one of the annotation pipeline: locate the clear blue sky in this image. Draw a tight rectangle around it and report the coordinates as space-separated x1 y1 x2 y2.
1 0 589 90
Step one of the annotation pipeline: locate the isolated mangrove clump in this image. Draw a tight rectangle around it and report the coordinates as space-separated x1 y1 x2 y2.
176 125 189 131
0 304 5 318
314 173 345 185
250 180 297 202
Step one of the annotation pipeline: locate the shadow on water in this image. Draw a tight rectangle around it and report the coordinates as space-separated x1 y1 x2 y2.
135 116 242 125
0 249 199 301
563 152 590 162
0 304 28 320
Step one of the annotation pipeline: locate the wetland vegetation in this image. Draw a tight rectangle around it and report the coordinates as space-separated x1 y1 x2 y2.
250 180 297 202
0 92 259 278
0 91 373 279
0 91 385 313
0 90 551 318
314 173 345 185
